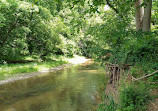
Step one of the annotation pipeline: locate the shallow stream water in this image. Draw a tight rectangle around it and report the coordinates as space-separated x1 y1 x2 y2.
0 61 105 111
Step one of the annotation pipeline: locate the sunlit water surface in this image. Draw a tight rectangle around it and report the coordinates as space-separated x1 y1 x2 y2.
0 61 105 111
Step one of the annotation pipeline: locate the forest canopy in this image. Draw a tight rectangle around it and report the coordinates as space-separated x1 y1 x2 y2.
0 0 158 70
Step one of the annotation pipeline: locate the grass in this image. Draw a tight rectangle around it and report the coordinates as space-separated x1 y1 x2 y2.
0 55 67 80
0 54 88 80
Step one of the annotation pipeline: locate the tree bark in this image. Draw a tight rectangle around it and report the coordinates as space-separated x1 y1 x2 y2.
142 0 152 31
135 0 144 31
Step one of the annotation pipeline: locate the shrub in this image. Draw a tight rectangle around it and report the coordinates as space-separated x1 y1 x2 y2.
118 84 150 111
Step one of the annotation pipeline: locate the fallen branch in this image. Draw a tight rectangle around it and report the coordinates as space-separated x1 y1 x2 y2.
137 82 158 84
132 70 158 81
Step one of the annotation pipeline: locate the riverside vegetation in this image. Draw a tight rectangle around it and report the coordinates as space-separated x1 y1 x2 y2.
0 0 158 110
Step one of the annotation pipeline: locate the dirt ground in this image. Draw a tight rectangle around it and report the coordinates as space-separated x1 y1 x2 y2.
147 89 158 111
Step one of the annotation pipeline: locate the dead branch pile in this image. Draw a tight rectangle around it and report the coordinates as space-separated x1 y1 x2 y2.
105 63 158 85
105 63 131 85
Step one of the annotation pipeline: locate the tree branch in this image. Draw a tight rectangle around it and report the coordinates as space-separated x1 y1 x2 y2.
105 0 119 14
132 70 158 81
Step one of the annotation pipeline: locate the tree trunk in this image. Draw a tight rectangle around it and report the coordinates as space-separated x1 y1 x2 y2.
142 0 152 31
135 0 144 31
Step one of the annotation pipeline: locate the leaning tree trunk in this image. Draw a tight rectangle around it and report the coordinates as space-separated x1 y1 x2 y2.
135 0 144 31
142 0 152 31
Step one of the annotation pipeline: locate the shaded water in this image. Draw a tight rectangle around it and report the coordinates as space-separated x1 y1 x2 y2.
0 61 105 111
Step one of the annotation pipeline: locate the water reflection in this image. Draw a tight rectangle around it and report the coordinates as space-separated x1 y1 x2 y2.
0 61 105 111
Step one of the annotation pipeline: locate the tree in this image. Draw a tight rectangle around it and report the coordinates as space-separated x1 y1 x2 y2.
105 0 152 31
135 0 152 31
142 0 152 31
135 0 144 31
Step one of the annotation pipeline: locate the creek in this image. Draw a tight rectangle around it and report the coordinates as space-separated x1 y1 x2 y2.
0 61 105 111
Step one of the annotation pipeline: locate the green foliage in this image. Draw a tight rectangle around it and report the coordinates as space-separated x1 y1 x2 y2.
152 0 158 26
0 0 157 73
0 13 5 27
0 0 78 62
0 0 30 60
85 8 158 81
23 0 58 15
83 9 132 59
118 84 150 111
110 31 158 64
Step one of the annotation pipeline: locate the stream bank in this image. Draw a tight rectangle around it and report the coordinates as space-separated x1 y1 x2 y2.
0 55 90 85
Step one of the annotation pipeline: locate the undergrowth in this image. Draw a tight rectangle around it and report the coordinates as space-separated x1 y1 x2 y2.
97 83 151 111
118 83 150 111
